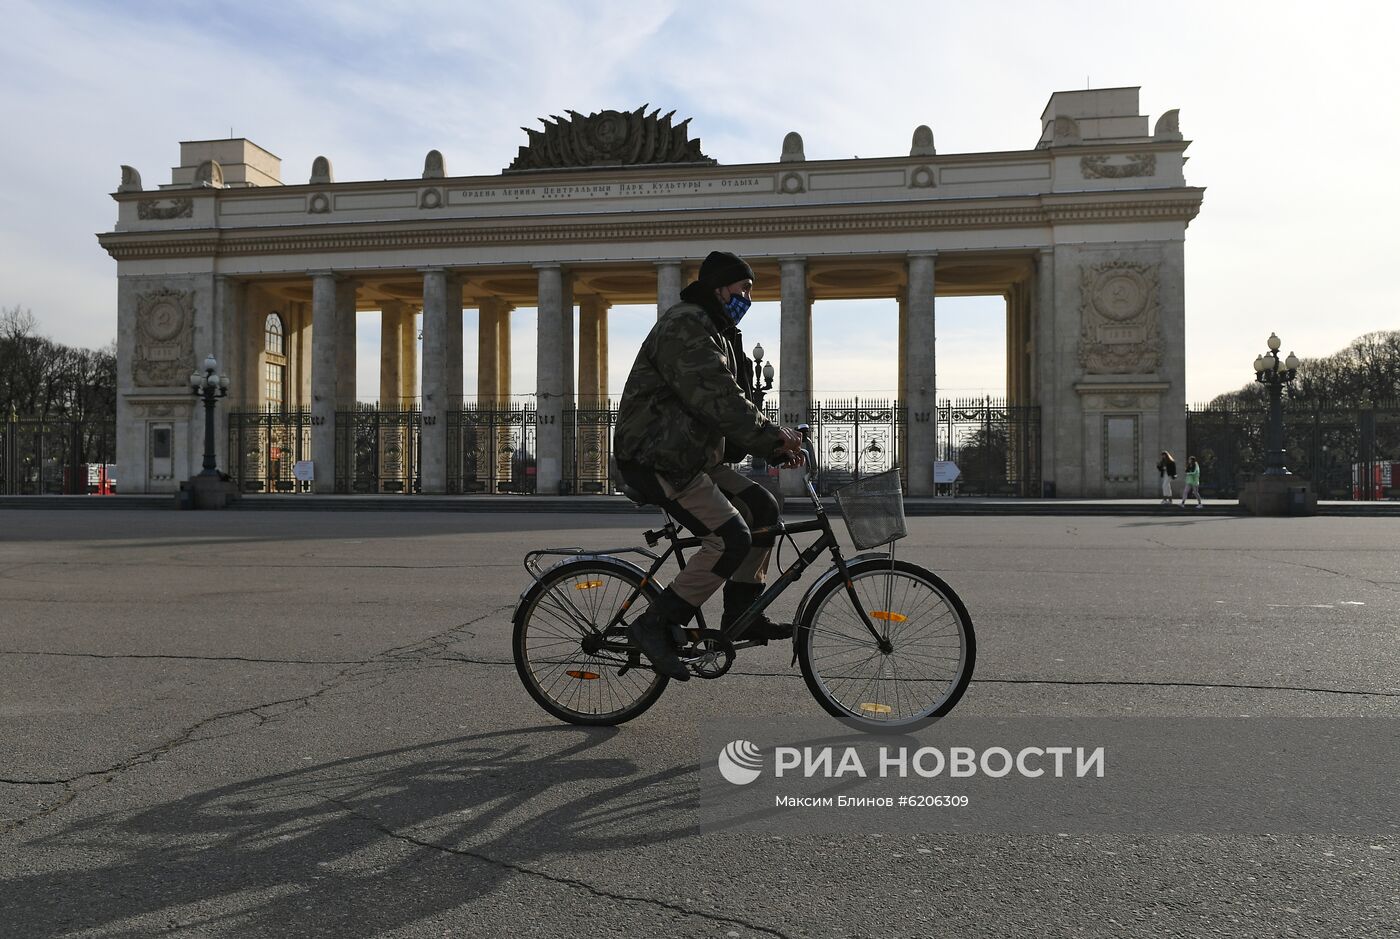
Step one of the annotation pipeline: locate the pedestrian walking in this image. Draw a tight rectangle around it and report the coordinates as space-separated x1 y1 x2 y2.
1181 455 1204 509
1156 450 1177 503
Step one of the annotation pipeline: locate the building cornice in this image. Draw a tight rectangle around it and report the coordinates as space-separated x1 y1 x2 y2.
97 189 1205 262
109 140 1194 202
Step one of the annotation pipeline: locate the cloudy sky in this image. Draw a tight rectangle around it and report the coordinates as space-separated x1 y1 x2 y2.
2 0 1396 405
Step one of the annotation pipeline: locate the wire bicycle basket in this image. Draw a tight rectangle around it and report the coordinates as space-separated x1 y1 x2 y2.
834 468 907 549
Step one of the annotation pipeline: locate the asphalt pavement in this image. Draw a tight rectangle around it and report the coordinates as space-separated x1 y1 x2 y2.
1 509 1396 938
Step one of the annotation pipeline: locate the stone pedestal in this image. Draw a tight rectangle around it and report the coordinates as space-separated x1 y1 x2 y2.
179 474 240 510
1240 475 1316 516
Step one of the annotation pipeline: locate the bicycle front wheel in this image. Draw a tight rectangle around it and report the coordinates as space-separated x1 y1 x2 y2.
513 559 668 726
797 558 975 732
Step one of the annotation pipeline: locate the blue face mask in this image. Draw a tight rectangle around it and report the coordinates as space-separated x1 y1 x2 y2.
723 294 752 324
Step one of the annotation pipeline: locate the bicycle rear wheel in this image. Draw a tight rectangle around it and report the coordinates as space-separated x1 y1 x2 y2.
513 559 668 726
797 557 975 732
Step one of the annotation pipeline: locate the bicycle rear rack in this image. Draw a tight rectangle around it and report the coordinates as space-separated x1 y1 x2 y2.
522 546 661 586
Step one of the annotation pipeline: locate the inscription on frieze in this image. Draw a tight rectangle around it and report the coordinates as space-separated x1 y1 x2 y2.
455 176 770 204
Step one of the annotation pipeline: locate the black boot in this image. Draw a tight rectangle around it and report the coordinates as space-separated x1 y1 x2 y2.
626 598 691 681
722 582 794 643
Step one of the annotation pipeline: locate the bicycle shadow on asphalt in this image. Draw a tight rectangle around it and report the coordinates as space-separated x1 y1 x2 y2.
3 723 808 937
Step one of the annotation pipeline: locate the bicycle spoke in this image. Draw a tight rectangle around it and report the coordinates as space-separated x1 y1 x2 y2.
804 568 971 727
518 565 664 721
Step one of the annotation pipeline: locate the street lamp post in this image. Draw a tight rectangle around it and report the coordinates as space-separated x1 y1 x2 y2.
189 353 229 477
183 353 236 509
1242 332 1311 515
1252 332 1300 477
750 343 776 476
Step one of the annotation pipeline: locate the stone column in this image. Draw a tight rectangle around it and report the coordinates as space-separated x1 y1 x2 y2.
446 276 464 408
779 258 811 495
905 253 937 495
477 298 500 404
213 277 242 474
334 281 357 409
420 268 448 494
380 301 403 408
577 294 611 492
560 274 576 491
897 291 908 407
535 265 565 494
1035 249 1057 496
400 307 419 408
577 295 610 406
656 260 684 318
241 293 263 411
310 272 339 493
896 289 909 475
497 304 512 402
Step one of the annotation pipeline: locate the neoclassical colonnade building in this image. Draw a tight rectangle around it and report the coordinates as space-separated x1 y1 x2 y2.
99 87 1203 498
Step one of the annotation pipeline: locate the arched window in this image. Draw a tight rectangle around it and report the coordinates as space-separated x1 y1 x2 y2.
264 312 287 409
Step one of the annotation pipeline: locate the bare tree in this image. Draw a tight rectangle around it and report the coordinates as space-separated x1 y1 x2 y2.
1209 330 1400 409
1 306 117 419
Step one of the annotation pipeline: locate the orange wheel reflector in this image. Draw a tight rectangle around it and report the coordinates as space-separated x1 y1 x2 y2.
859 702 893 715
566 670 601 680
870 610 907 623
574 580 604 590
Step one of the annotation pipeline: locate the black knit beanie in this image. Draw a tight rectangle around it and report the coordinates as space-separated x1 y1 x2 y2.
698 251 755 289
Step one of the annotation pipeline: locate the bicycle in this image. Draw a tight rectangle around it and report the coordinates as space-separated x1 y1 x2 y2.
511 467 976 732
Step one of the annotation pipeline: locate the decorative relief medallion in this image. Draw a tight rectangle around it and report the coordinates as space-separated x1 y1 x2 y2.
909 165 936 188
1081 153 1157 179
308 193 331 214
419 188 443 209
506 106 715 172
779 172 805 194
133 288 195 387
137 198 193 220
1078 261 1162 374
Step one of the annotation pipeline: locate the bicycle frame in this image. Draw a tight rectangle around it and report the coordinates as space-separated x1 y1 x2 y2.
522 473 887 660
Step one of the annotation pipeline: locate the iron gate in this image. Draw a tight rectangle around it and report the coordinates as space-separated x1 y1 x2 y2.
802 398 902 495
228 409 316 493
447 401 538 494
1187 400 1400 499
0 415 116 494
938 397 1042 497
335 405 421 494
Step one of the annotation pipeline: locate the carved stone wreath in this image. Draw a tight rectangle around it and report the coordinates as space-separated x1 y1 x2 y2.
134 287 195 387
1081 154 1156 179
1078 261 1162 374
137 198 193 220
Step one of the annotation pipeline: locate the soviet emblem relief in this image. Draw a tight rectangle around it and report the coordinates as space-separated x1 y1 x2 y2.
1077 261 1162 374
506 106 716 172
133 288 195 387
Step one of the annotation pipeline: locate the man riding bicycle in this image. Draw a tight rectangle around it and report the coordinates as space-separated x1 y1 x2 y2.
613 250 806 682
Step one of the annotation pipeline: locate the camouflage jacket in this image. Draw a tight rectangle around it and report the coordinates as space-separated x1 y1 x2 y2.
614 284 782 489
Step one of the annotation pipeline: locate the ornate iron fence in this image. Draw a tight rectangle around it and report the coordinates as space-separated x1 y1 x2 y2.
1187 400 1400 499
0 415 116 494
567 401 617 494
801 398 902 496
447 400 538 494
228 408 316 493
335 405 421 494
937 397 1042 497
